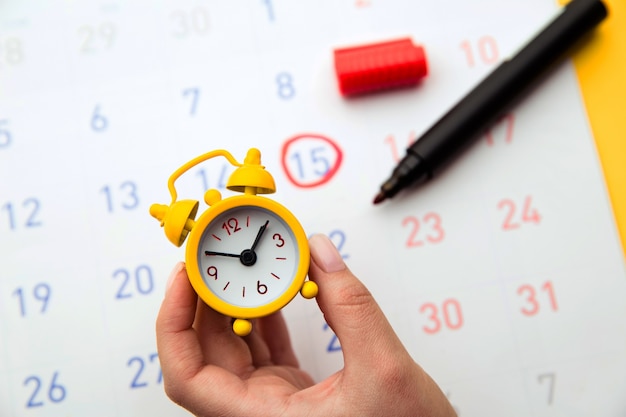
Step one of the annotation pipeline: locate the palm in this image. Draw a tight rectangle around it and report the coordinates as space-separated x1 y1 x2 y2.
157 246 458 417
182 303 333 416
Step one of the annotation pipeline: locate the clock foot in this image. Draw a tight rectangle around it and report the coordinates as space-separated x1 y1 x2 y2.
233 318 252 336
300 281 318 299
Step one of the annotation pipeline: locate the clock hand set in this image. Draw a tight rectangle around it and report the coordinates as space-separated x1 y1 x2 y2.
250 220 269 252
204 220 270 267
204 250 241 258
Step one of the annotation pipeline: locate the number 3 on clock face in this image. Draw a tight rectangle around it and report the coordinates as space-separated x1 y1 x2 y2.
185 195 310 320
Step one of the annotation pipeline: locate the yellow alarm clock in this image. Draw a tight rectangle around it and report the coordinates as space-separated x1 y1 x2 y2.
149 148 317 336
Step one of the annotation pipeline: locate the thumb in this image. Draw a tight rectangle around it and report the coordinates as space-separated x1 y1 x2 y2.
308 234 406 370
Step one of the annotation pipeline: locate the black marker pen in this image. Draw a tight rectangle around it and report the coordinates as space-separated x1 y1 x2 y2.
374 0 608 204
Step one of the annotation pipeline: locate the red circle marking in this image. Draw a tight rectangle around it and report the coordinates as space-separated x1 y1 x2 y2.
280 133 343 188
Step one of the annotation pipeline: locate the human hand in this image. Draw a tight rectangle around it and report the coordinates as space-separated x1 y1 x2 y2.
156 234 457 417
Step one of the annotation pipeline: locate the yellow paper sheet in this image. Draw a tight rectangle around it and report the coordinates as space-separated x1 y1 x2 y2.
570 0 626 255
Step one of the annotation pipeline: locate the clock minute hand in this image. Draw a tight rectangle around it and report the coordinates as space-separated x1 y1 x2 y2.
250 220 270 252
205 250 241 258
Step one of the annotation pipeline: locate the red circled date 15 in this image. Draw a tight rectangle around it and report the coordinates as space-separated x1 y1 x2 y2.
280 133 343 189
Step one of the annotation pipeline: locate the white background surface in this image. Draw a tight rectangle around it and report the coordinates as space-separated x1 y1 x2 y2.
1 0 625 416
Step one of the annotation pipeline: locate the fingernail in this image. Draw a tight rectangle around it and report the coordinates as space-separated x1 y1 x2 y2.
166 262 184 293
309 234 346 273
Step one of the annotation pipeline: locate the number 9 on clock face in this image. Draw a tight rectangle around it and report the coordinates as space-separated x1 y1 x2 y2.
185 196 310 319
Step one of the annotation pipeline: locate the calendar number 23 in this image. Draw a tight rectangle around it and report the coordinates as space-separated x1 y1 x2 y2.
402 213 444 248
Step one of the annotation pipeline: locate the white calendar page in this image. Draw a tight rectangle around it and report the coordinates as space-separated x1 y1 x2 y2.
1 1 625 416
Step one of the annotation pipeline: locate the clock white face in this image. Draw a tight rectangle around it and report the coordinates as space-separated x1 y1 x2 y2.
197 205 301 308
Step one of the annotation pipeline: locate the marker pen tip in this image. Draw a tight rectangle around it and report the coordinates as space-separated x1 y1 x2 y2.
373 191 387 205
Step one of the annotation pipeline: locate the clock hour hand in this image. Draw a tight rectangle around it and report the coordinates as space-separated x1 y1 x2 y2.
250 220 269 252
205 250 241 258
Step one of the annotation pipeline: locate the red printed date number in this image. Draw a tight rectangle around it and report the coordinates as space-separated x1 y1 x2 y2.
518 281 558 316
280 133 343 188
402 213 444 248
498 195 540 230
420 299 464 334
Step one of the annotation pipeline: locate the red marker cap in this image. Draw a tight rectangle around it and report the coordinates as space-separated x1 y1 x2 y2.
334 37 428 97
